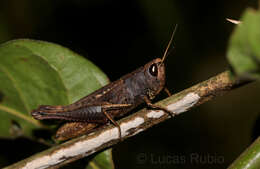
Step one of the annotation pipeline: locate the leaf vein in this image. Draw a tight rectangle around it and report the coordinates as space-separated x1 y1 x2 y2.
0 66 30 112
0 104 45 127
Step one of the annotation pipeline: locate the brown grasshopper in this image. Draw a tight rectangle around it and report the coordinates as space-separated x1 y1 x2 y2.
31 26 177 141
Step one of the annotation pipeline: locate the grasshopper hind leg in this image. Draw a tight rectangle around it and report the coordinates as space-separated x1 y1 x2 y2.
101 103 132 140
103 111 122 140
143 96 176 117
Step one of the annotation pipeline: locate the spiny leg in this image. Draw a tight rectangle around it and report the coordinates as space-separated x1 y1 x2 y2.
143 96 175 118
103 111 122 140
101 103 132 140
102 103 131 110
55 122 98 141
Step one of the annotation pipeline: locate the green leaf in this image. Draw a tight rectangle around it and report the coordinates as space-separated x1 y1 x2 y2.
0 39 115 168
0 39 109 138
87 149 115 169
227 9 260 79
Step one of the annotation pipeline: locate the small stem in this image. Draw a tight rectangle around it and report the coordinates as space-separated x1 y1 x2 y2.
4 70 252 169
228 137 260 169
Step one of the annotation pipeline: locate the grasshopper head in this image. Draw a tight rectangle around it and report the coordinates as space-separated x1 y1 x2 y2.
143 25 177 99
144 58 166 99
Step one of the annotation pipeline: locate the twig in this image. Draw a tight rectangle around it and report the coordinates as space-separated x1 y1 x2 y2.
4 70 252 169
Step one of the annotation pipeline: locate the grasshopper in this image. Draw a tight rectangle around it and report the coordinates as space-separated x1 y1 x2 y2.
31 26 177 141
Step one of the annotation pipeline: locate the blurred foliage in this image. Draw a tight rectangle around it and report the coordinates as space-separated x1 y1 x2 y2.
86 149 115 169
228 9 260 79
226 8 260 168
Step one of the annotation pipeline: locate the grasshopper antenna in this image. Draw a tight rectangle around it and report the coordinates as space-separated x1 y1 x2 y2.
161 24 178 64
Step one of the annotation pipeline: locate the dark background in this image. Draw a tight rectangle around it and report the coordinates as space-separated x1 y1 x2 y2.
0 0 260 168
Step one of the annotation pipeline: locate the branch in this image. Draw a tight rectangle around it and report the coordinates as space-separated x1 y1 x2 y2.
5 71 252 169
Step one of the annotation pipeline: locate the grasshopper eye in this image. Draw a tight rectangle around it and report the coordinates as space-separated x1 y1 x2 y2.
149 63 158 76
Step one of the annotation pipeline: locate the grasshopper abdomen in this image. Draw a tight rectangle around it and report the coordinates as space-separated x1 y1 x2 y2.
32 105 107 123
